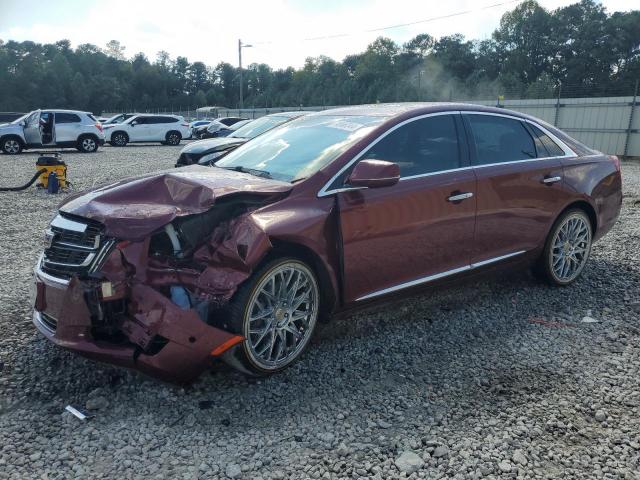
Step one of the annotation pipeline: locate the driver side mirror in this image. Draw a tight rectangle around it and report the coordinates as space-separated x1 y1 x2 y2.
347 159 400 189
130 121 137 127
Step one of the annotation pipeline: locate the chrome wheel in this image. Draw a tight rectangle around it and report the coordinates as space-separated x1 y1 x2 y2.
3 139 20 154
550 212 591 283
244 261 319 371
81 138 96 152
166 133 180 145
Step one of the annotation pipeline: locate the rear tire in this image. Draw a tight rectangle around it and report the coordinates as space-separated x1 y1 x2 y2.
219 257 320 376
1 136 23 155
110 132 128 147
76 135 98 153
165 131 181 146
535 209 593 286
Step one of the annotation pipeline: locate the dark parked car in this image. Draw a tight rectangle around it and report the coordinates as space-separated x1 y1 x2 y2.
32 103 621 382
192 117 247 139
176 111 306 167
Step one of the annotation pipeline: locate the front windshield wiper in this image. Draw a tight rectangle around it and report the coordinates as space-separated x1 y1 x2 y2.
220 165 272 179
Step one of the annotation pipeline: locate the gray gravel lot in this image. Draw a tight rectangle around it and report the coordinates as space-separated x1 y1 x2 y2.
0 144 639 479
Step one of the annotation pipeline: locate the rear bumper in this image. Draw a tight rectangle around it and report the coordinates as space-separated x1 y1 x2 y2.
32 258 242 383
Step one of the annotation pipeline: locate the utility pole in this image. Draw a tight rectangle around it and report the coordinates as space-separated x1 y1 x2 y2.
238 39 253 110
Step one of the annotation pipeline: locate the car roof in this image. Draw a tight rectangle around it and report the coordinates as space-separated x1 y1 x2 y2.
311 102 531 121
266 111 306 118
41 109 92 115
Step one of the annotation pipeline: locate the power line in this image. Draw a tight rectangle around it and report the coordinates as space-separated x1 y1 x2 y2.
251 0 523 45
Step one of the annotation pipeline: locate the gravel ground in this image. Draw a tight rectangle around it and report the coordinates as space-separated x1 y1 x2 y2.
0 145 639 480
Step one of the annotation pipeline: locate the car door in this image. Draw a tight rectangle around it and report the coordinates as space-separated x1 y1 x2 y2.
463 112 572 265
23 110 42 146
128 116 149 141
53 112 80 143
146 116 165 140
336 113 477 303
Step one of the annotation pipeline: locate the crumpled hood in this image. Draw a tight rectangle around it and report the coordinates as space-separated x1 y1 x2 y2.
60 166 292 240
182 137 246 154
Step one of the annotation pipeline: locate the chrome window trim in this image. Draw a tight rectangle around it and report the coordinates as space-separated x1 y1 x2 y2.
317 110 576 196
462 110 575 158
318 111 461 197
356 250 526 301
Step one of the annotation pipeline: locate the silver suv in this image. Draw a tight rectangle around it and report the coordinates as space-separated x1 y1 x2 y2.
0 109 105 155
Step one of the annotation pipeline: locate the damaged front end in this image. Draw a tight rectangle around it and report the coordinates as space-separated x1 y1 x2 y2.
33 167 292 382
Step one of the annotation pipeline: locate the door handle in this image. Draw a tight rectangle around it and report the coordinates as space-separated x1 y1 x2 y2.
447 192 474 202
542 176 562 185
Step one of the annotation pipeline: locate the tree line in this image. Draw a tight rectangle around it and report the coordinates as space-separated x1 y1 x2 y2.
0 0 638 114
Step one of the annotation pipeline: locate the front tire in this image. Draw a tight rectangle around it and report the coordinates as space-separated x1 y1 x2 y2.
537 209 593 286
77 135 98 153
221 258 320 376
1 137 23 154
110 132 128 147
165 131 181 146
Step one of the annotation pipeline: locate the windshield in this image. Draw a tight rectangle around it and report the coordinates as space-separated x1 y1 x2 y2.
105 114 124 124
216 115 385 182
228 119 251 131
229 115 295 139
11 113 31 124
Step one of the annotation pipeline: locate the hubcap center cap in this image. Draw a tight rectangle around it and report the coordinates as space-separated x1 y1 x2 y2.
275 307 287 325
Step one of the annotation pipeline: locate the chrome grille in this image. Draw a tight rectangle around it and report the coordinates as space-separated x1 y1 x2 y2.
42 214 113 279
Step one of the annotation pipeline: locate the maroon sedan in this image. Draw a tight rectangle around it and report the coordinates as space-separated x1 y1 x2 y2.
32 103 622 382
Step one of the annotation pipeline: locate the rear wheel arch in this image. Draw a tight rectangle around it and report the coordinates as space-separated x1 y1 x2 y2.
556 200 597 235
1 135 24 154
77 133 99 152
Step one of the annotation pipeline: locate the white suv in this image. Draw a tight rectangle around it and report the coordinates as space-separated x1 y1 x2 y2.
103 114 190 147
0 109 105 154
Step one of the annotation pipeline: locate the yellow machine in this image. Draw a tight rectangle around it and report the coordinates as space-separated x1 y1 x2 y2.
36 155 67 189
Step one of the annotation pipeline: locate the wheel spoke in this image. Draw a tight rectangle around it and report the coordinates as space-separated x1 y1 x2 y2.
245 262 318 369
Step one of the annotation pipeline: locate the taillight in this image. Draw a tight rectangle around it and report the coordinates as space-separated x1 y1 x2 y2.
609 155 621 172
182 123 189 127
95 122 103 132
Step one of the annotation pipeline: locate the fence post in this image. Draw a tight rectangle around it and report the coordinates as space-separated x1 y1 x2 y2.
553 84 562 127
623 79 638 158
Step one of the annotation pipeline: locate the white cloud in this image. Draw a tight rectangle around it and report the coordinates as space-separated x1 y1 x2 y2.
0 0 635 69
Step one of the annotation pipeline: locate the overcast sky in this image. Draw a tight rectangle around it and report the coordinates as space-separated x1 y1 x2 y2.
0 0 635 69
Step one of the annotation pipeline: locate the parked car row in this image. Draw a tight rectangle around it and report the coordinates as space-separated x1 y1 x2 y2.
176 111 305 167
0 109 252 154
32 103 622 382
191 117 248 139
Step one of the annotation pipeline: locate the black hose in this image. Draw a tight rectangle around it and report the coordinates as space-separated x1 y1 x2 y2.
0 168 47 192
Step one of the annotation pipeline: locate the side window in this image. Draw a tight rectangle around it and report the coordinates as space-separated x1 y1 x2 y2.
55 113 81 123
528 124 565 157
466 115 536 165
361 115 461 177
26 111 40 125
133 117 147 125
